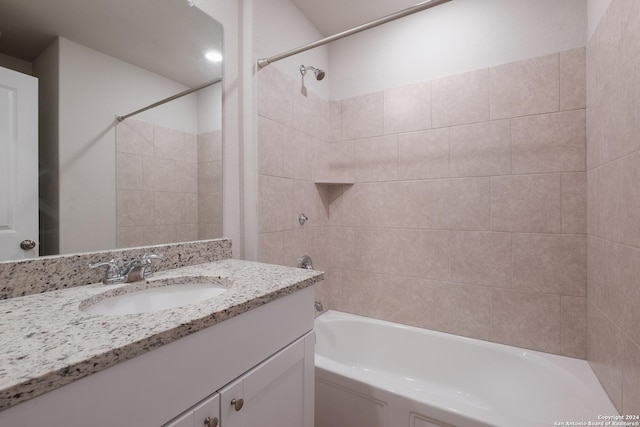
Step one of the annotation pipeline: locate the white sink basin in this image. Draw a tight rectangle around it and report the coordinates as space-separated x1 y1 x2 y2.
81 276 231 315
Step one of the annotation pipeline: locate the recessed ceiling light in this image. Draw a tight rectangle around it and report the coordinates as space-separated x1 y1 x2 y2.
205 51 223 62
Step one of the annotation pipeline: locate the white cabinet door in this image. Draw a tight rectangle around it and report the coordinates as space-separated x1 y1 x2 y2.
165 393 219 427
219 332 315 427
0 66 38 260
193 393 220 427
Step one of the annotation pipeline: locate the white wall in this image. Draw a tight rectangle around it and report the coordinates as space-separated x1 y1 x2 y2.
253 0 330 100
57 37 199 254
196 0 244 258
0 53 32 75
588 0 612 39
197 83 223 134
328 0 587 100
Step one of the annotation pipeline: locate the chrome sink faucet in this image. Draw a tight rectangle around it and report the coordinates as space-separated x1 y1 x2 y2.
90 253 163 284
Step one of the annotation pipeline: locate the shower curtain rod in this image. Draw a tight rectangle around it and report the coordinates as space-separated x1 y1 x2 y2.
116 77 222 122
257 0 452 69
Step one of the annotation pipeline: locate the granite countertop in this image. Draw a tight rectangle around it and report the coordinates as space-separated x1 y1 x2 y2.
0 259 323 412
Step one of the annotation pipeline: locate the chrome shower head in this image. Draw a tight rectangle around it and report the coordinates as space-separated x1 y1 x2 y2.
300 65 325 81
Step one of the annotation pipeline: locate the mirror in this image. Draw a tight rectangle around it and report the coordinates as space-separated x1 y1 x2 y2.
0 0 223 260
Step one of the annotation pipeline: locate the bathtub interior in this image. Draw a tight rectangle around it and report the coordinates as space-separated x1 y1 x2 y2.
314 310 618 427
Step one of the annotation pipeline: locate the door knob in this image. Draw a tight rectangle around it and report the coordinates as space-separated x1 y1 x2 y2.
20 240 36 250
230 398 244 411
204 416 218 427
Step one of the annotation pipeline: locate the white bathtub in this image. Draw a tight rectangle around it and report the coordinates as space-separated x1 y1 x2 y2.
315 311 618 427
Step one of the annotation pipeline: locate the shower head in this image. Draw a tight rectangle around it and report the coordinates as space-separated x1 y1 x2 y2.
300 65 325 81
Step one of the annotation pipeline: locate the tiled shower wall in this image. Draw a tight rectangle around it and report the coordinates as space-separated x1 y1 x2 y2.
116 119 222 247
257 48 587 358
586 0 640 414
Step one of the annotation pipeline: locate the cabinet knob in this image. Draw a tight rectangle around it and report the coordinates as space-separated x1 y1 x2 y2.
204 416 218 427
230 398 244 411
20 240 36 250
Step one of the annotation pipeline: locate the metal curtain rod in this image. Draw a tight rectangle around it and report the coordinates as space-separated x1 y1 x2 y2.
257 0 452 69
116 77 222 122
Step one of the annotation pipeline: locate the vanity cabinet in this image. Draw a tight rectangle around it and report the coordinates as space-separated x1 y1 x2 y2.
219 334 314 427
165 393 220 427
0 286 315 427
165 332 314 427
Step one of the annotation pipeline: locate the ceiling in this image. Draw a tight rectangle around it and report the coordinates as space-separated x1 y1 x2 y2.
290 0 426 36
0 0 223 86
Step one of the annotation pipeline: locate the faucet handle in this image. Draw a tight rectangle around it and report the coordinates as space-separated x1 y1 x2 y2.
89 258 124 284
141 253 163 278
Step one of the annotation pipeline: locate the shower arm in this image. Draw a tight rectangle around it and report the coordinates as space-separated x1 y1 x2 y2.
257 0 451 69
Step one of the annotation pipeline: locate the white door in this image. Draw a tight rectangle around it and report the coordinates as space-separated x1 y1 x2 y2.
0 66 38 260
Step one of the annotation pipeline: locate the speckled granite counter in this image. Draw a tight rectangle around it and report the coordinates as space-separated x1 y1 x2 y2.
0 259 323 412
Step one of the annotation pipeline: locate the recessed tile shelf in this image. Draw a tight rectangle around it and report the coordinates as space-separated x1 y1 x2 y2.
314 180 355 185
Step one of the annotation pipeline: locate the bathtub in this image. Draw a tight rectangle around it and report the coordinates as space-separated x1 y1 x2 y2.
315 311 618 427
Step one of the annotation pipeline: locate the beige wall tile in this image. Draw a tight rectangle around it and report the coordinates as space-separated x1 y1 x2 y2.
197 130 222 163
283 228 320 269
450 231 511 288
143 224 177 245
315 141 355 183
184 133 198 163
116 118 154 155
185 193 198 224
587 237 628 330
175 161 198 193
513 233 586 296
327 101 342 143
198 161 222 193
257 65 293 126
176 223 198 242
198 222 223 240
561 296 586 358
154 125 185 162
352 227 399 275
116 226 145 248
143 157 176 192
283 128 314 181
586 57 640 169
154 192 186 225
338 269 435 328
291 180 329 229
258 175 294 233
432 69 490 128
512 110 585 174
116 152 143 190
562 172 587 234
490 289 561 353
341 183 388 228
620 153 640 248
355 135 398 182
327 226 355 270
395 229 450 281
491 174 562 233
431 282 492 340
383 82 432 134
293 88 328 140
398 129 449 180
450 120 511 177
117 190 155 226
560 48 586 111
199 190 222 225
341 92 384 140
624 339 640 415
421 178 492 231
258 117 284 177
490 53 559 119
588 303 624 411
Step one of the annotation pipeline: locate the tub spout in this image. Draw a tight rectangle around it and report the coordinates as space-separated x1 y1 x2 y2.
314 301 324 312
